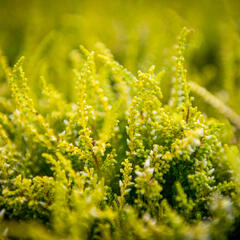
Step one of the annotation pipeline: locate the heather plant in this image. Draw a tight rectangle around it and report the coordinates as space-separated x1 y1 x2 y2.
0 25 240 240
1 1 240 239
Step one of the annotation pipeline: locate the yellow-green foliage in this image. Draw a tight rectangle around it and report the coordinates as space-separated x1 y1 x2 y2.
1 1 240 240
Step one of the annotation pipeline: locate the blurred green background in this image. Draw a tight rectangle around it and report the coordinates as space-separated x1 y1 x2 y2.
1 0 240 125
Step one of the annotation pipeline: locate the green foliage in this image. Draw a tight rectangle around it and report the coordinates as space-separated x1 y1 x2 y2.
1 1 240 239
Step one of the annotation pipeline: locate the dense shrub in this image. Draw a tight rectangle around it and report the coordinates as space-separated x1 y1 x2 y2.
1 1 240 239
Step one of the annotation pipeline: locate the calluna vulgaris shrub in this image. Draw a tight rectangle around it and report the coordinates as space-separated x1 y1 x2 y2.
1 1 240 238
